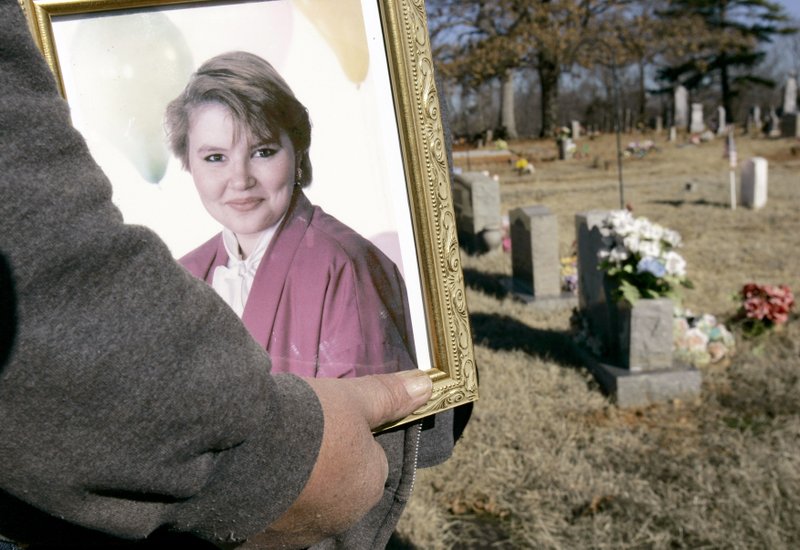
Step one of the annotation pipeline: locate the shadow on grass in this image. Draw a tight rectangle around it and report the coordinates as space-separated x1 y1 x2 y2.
470 311 584 370
386 532 418 549
650 198 730 208
462 267 510 300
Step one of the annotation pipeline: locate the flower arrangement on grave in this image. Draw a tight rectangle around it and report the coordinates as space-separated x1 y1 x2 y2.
597 210 692 304
735 283 795 337
673 309 735 367
514 157 535 175
624 140 657 158
561 255 578 294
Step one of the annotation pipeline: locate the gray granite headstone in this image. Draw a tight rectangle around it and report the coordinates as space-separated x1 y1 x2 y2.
674 85 688 129
574 211 701 406
451 172 502 253
740 157 768 209
610 298 674 371
780 113 800 138
510 205 561 298
690 103 705 133
575 211 614 350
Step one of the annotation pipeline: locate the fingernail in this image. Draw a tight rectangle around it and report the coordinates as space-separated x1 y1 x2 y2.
400 370 432 399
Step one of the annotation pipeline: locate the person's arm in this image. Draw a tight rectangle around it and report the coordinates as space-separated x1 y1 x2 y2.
0 3 429 547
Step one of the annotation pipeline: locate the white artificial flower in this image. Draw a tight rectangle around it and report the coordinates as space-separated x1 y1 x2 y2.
664 250 687 277
662 229 682 248
609 246 629 264
638 239 662 258
640 221 664 242
623 233 641 254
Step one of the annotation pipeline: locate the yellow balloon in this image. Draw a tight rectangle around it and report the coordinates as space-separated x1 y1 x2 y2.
293 0 370 84
70 12 194 183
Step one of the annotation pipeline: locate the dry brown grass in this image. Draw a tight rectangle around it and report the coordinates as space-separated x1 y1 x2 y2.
392 132 800 549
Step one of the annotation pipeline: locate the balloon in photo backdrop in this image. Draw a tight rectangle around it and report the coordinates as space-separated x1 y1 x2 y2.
293 0 369 85
70 12 194 183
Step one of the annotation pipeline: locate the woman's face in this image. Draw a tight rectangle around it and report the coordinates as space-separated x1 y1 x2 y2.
187 102 296 244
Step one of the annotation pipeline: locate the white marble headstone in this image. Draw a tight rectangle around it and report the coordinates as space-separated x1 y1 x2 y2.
740 157 768 209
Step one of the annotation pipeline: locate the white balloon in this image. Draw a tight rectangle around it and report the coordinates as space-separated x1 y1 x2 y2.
70 12 194 183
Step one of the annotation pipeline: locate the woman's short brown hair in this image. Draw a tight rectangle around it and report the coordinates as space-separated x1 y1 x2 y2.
165 51 312 186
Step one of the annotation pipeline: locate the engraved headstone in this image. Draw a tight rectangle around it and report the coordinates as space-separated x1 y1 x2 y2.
674 85 688 129
690 103 705 133
740 157 768 209
451 172 502 253
575 211 702 406
510 206 561 298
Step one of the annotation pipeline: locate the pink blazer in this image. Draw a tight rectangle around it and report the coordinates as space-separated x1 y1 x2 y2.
180 189 417 378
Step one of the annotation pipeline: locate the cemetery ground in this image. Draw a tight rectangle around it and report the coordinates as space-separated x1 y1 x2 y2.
393 132 800 549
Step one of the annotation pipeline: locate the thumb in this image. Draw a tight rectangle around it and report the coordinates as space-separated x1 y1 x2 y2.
356 370 432 430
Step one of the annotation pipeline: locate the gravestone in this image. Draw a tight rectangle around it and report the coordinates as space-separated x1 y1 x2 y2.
674 85 688 129
783 73 797 114
574 211 701 407
690 103 705 133
610 299 674 371
780 113 800 138
451 172 502 253
575 212 614 348
752 105 762 130
510 206 561 298
558 138 576 160
655 116 663 134
781 74 799 137
668 126 677 142
571 120 581 140
740 157 768 209
716 106 726 135
767 107 781 137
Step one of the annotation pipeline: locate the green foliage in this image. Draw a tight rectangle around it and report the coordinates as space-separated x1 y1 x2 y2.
656 0 797 118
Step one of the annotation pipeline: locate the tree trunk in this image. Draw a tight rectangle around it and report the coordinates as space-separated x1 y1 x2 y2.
538 53 560 138
500 69 518 139
720 60 733 123
638 59 647 128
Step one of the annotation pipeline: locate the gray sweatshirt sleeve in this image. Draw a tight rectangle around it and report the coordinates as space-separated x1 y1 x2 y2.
0 3 322 545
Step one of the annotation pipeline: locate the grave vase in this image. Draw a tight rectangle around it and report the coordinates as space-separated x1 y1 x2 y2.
606 294 674 372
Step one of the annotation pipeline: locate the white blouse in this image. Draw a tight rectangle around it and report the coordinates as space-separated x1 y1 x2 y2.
211 221 281 317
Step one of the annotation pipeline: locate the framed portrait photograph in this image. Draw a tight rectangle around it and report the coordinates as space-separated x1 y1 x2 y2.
20 0 477 426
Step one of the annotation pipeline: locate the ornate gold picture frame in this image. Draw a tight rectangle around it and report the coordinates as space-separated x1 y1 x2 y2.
20 0 477 427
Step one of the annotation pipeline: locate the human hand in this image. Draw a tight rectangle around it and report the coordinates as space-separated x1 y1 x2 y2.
242 369 432 549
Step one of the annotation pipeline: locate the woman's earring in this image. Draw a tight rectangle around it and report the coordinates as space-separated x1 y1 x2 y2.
296 166 303 184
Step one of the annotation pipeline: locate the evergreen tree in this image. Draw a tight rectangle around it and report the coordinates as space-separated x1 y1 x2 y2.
656 0 796 121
